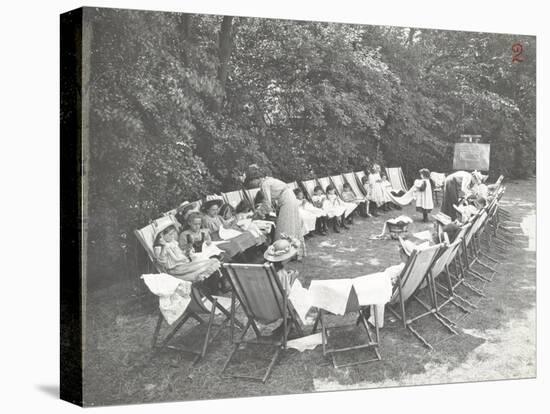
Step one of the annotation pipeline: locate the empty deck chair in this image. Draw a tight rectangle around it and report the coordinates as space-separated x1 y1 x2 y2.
311 279 383 369
398 239 462 340
451 212 489 297
221 263 303 383
135 216 235 364
385 167 409 193
386 242 443 349
222 190 246 209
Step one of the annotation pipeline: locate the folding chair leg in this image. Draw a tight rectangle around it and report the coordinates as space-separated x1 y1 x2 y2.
221 320 252 374
196 298 218 364
158 312 192 348
480 251 500 264
407 324 434 351
466 269 492 283
476 260 498 274
434 312 459 334
151 312 163 348
262 347 282 383
462 281 486 297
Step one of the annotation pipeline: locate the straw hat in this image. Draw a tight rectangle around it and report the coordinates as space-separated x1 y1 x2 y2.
263 239 298 262
202 198 224 211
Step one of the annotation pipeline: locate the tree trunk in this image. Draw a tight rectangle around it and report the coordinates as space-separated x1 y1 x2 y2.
217 16 235 102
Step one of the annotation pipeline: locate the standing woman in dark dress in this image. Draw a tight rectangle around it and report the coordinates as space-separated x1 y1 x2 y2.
441 170 483 220
245 165 306 259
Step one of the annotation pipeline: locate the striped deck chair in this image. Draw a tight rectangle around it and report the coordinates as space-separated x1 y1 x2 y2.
301 178 319 201
429 227 478 313
354 170 367 193
317 176 335 196
385 167 409 192
386 242 443 349
343 172 367 197
244 187 261 208
287 181 299 191
135 216 236 364
329 174 346 195
222 190 245 209
221 263 303 383
451 212 489 297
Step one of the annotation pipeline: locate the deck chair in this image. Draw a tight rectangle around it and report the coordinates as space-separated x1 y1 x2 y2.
311 283 382 369
354 170 368 193
135 216 236 364
329 175 346 195
343 172 367 198
399 239 462 339
450 212 489 297
222 190 245 209
287 181 299 191
425 231 475 319
386 242 442 349
467 210 499 281
221 263 303 383
301 178 319 201
317 176 335 195
245 187 261 207
385 167 409 193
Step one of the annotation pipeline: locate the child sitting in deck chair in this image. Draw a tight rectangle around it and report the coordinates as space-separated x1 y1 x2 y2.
312 185 347 233
154 225 221 284
294 188 329 236
326 184 357 225
341 182 367 219
179 211 213 255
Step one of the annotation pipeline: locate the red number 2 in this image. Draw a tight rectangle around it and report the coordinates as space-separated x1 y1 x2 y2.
512 43 524 63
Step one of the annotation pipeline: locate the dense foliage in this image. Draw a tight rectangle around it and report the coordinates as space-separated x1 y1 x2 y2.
84 8 536 286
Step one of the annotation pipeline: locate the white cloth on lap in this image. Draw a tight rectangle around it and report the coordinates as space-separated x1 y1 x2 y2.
142 273 192 325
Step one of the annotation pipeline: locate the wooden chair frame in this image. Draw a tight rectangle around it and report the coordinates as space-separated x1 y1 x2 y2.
221 263 303 383
135 216 237 364
386 243 443 350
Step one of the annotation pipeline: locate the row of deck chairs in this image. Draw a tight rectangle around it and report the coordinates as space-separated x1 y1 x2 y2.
219 177 512 378
160 167 409 218
134 171 508 383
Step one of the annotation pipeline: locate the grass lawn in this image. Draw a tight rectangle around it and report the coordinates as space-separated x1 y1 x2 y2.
82 178 536 406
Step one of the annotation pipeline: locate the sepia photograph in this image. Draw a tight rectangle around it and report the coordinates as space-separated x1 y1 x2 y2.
59 4 536 407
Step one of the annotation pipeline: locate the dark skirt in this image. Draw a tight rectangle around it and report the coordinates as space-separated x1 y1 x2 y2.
441 177 460 220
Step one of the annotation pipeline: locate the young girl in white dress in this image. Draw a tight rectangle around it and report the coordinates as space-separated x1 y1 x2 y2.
414 168 434 222
294 188 328 236
312 185 347 233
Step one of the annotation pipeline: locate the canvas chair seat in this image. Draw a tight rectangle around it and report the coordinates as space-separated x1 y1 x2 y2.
342 172 367 198
385 167 409 192
135 216 237 364
301 179 319 201
317 176 334 195
221 263 303 383
222 190 245 209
